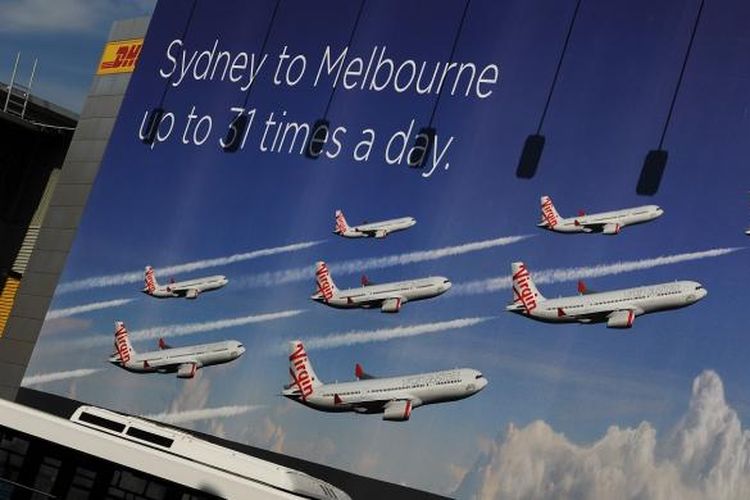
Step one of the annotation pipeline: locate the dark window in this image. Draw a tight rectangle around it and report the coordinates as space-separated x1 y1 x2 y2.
78 413 126 433
125 428 174 448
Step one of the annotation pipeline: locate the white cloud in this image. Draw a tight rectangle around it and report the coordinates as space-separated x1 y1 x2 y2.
143 405 263 425
452 247 741 296
45 298 133 320
454 370 750 500
236 235 530 289
51 309 305 351
22 367 103 386
299 316 493 351
0 0 156 34
57 240 322 294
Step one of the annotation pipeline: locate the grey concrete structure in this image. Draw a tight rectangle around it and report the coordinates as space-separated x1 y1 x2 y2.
0 17 151 400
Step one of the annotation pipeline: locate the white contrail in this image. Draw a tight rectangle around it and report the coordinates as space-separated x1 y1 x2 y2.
301 317 493 351
57 309 306 351
22 368 103 386
56 240 323 294
142 405 263 425
237 235 531 288
452 247 742 296
45 298 134 320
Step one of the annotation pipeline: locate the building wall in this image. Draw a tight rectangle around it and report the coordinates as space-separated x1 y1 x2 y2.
0 18 151 400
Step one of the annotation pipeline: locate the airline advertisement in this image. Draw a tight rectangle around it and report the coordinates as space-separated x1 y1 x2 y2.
26 0 750 497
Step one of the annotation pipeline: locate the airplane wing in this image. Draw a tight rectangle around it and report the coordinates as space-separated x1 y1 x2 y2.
574 220 621 235
337 394 420 416
557 303 643 328
168 286 201 299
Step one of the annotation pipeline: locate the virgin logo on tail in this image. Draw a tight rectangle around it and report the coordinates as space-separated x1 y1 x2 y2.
144 267 156 294
512 264 537 314
334 211 348 234
289 342 314 400
115 323 132 363
315 262 334 301
541 197 558 228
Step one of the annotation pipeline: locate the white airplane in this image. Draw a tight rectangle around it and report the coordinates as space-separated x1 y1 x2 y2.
310 261 451 312
282 340 487 421
506 261 707 328
538 195 663 235
142 265 228 299
108 321 245 378
333 209 416 239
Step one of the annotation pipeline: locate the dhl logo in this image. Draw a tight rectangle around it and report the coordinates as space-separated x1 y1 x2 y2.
289 343 314 400
97 38 144 75
512 264 537 314
541 197 558 228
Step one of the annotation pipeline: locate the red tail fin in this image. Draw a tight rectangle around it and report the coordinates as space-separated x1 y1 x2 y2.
334 210 349 234
315 261 337 301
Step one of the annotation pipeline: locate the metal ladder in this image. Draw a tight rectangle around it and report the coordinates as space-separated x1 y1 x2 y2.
3 52 37 120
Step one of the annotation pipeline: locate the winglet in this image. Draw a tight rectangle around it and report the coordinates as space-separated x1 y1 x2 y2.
577 280 587 295
355 363 376 380
577 210 586 217
361 274 371 287
334 394 343 405
557 307 566 317
158 338 171 350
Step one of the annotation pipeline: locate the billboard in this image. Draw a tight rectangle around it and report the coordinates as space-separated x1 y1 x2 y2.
27 0 750 497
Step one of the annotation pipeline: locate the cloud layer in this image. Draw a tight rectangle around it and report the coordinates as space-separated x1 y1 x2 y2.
301 317 493 351
22 368 104 386
236 235 530 289
57 240 322 293
455 370 750 500
452 247 741 296
45 298 134 320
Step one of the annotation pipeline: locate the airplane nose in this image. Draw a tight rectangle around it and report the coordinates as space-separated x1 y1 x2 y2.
698 287 708 299
478 377 488 390
443 280 452 290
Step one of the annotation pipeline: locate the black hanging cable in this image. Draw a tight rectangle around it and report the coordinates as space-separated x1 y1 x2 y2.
536 0 582 135
516 0 583 178
656 0 705 150
141 0 198 144
306 0 367 158
323 0 366 120
408 0 472 168
427 0 472 129
637 0 706 195
222 0 282 151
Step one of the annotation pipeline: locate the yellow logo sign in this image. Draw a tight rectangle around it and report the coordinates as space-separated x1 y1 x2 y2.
97 38 144 75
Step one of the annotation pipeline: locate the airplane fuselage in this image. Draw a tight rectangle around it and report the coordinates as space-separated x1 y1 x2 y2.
313 276 451 310
109 340 244 374
540 205 663 234
508 281 707 324
339 217 416 239
286 368 487 414
146 275 228 299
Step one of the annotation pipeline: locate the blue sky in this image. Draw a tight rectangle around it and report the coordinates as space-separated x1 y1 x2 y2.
24 0 750 495
0 0 156 112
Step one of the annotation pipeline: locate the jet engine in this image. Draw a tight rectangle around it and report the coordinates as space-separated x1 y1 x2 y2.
602 223 621 235
186 288 200 299
380 297 402 313
177 363 198 378
382 400 412 421
607 310 634 328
